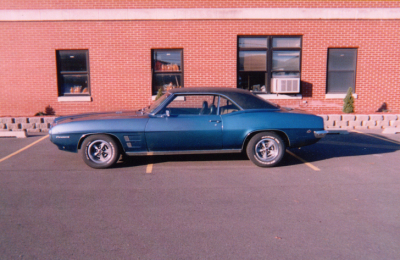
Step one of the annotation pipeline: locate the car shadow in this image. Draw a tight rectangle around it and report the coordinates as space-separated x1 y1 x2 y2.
283 132 400 166
114 152 249 168
114 132 400 168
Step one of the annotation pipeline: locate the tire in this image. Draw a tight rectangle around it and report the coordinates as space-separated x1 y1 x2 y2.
81 134 120 169
246 132 285 167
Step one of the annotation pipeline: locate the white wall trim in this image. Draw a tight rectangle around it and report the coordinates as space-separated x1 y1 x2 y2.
325 93 358 99
257 94 303 100
58 96 92 102
1 8 400 22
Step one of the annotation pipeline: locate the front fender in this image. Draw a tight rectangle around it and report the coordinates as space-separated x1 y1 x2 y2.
49 117 149 153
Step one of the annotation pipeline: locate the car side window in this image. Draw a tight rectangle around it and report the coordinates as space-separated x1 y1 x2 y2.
164 95 219 116
219 97 240 115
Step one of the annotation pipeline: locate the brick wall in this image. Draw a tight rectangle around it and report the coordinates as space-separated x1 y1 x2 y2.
1 1 399 116
1 0 400 9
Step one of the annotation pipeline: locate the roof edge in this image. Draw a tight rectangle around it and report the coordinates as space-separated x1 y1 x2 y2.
1 8 400 21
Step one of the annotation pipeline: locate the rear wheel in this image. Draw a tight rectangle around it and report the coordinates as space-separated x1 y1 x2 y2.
81 134 120 169
246 132 285 167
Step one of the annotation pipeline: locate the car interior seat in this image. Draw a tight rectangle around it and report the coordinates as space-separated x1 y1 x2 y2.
199 101 209 115
209 104 217 115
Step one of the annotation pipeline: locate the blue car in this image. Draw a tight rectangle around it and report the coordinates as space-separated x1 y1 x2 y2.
49 87 327 169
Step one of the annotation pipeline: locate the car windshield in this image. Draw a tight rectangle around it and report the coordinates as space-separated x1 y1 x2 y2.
144 92 170 114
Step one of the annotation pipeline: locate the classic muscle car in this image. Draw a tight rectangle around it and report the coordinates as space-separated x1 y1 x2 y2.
49 87 327 169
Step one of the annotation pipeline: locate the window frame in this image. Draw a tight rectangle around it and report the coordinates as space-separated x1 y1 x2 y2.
151 49 184 96
56 50 90 97
237 35 302 94
326 48 358 94
161 94 219 116
155 94 241 116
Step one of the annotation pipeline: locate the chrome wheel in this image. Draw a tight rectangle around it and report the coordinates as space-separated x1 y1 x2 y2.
254 138 279 163
87 140 113 164
81 134 120 169
246 132 286 167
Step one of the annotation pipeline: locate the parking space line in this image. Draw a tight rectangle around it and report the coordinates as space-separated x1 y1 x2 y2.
0 135 49 163
146 152 154 174
352 130 400 145
146 164 153 174
286 150 320 171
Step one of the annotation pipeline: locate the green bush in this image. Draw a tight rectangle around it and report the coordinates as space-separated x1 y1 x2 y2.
35 105 55 116
342 87 354 113
155 88 163 101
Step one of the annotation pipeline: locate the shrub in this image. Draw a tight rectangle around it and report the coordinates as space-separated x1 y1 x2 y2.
35 105 55 116
343 87 354 113
45 105 55 115
155 88 163 100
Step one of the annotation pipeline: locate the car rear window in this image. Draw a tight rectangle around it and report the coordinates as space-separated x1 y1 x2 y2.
228 92 279 110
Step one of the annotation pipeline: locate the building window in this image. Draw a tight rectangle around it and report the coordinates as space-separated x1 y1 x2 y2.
238 36 301 93
56 50 90 96
327 48 357 93
152 49 183 95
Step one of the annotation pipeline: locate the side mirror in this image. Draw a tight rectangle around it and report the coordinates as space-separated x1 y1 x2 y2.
165 110 170 117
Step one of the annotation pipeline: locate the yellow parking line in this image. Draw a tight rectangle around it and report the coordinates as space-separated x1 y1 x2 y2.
146 164 153 174
352 130 400 145
146 152 154 173
0 135 49 163
286 149 320 171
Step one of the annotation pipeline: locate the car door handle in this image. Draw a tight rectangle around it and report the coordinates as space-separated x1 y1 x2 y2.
209 120 221 123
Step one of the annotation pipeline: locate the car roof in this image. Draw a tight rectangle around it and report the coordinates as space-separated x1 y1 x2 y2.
168 87 279 110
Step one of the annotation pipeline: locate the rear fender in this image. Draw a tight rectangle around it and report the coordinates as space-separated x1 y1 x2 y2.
242 130 290 151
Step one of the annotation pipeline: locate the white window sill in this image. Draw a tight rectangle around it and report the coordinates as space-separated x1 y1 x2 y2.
58 96 92 102
257 94 302 100
325 93 358 99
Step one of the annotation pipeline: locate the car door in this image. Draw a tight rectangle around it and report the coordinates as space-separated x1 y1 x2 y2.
145 94 223 151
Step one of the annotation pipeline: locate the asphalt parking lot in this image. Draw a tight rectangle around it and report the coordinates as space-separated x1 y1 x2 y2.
1 130 400 259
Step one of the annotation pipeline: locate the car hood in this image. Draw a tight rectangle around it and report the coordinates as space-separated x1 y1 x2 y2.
53 110 149 125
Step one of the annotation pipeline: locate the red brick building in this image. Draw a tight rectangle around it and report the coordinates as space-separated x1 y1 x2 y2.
1 1 399 117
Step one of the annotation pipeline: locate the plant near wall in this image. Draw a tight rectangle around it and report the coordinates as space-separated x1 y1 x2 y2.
35 105 55 116
34 111 45 116
155 88 163 100
45 105 55 115
343 87 355 113
376 102 390 112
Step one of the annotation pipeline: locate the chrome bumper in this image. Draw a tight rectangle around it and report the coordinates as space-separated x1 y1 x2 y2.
314 130 328 138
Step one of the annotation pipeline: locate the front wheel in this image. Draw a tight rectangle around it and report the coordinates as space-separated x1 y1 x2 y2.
246 132 285 167
81 134 120 169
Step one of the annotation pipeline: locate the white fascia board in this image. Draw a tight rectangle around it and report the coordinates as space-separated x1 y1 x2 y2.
1 8 400 21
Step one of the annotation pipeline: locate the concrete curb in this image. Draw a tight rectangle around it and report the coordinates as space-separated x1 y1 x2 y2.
382 127 400 134
0 129 27 138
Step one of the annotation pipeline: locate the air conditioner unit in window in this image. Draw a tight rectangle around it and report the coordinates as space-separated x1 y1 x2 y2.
271 78 300 94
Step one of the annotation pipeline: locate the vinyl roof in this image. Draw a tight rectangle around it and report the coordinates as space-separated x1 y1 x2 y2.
169 87 279 110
